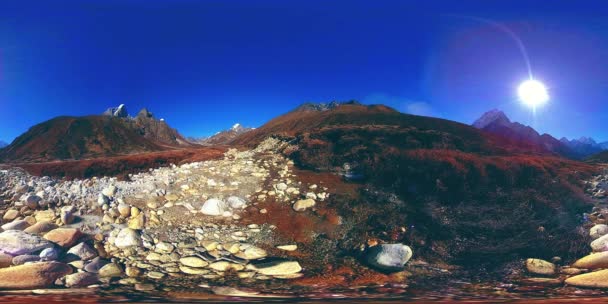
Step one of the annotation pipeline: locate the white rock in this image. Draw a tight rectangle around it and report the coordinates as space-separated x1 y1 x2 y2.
227 196 247 209
114 228 142 248
200 199 228 216
591 224 608 240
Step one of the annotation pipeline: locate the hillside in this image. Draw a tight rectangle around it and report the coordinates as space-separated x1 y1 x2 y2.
232 102 597 264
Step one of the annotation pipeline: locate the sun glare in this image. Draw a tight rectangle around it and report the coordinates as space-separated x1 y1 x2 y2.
518 79 549 109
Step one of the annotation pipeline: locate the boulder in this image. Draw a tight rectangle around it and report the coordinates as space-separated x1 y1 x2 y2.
200 199 228 216
566 269 608 288
0 230 54 255
0 262 72 289
44 228 82 248
365 244 413 272
525 258 556 276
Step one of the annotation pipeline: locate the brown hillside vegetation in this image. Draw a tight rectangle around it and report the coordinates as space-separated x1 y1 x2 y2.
234 103 598 265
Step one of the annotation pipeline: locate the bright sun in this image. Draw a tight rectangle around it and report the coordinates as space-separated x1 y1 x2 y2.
518 79 549 108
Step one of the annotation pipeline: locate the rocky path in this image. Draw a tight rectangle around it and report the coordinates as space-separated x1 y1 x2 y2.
0 138 348 294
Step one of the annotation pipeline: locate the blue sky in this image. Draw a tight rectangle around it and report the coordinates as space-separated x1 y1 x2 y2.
1 0 608 143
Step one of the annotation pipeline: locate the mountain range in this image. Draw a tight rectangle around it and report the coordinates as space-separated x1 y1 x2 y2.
472 109 607 159
188 123 255 146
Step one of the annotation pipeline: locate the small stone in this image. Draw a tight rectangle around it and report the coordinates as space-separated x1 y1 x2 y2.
277 244 298 251
97 193 110 206
128 213 145 230
147 271 165 279
200 199 228 216
114 228 142 248
25 195 42 209
99 263 123 277
102 185 117 198
84 257 109 273
117 203 131 217
60 205 77 225
126 266 142 277
24 221 58 234
525 258 556 276
365 244 413 272
67 242 98 261
227 196 247 209
39 247 61 261
155 242 174 254
591 224 608 240
237 245 267 260
34 210 55 223
293 199 316 212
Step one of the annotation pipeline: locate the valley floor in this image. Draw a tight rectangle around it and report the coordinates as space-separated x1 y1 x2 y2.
2 139 608 302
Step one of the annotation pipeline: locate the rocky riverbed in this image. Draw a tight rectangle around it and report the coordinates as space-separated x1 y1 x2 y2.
0 138 416 300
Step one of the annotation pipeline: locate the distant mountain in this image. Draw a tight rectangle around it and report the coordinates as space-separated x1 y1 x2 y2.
191 123 254 146
0 105 191 162
102 104 129 118
560 137 604 158
0 141 7 148
472 109 577 158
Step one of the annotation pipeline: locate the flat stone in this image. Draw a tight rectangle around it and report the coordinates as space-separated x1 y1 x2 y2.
572 252 608 269
237 245 267 260
155 242 174 254
34 211 55 223
179 256 208 268
0 230 54 256
566 269 608 288
12 254 40 265
277 244 298 251
44 228 82 248
0 262 72 289
65 272 99 288
180 265 209 275
526 258 556 276
1 220 30 231
209 261 244 272
2 210 19 222
25 221 58 234
249 260 302 276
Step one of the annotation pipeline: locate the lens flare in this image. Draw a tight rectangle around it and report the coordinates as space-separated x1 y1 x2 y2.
518 79 549 109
